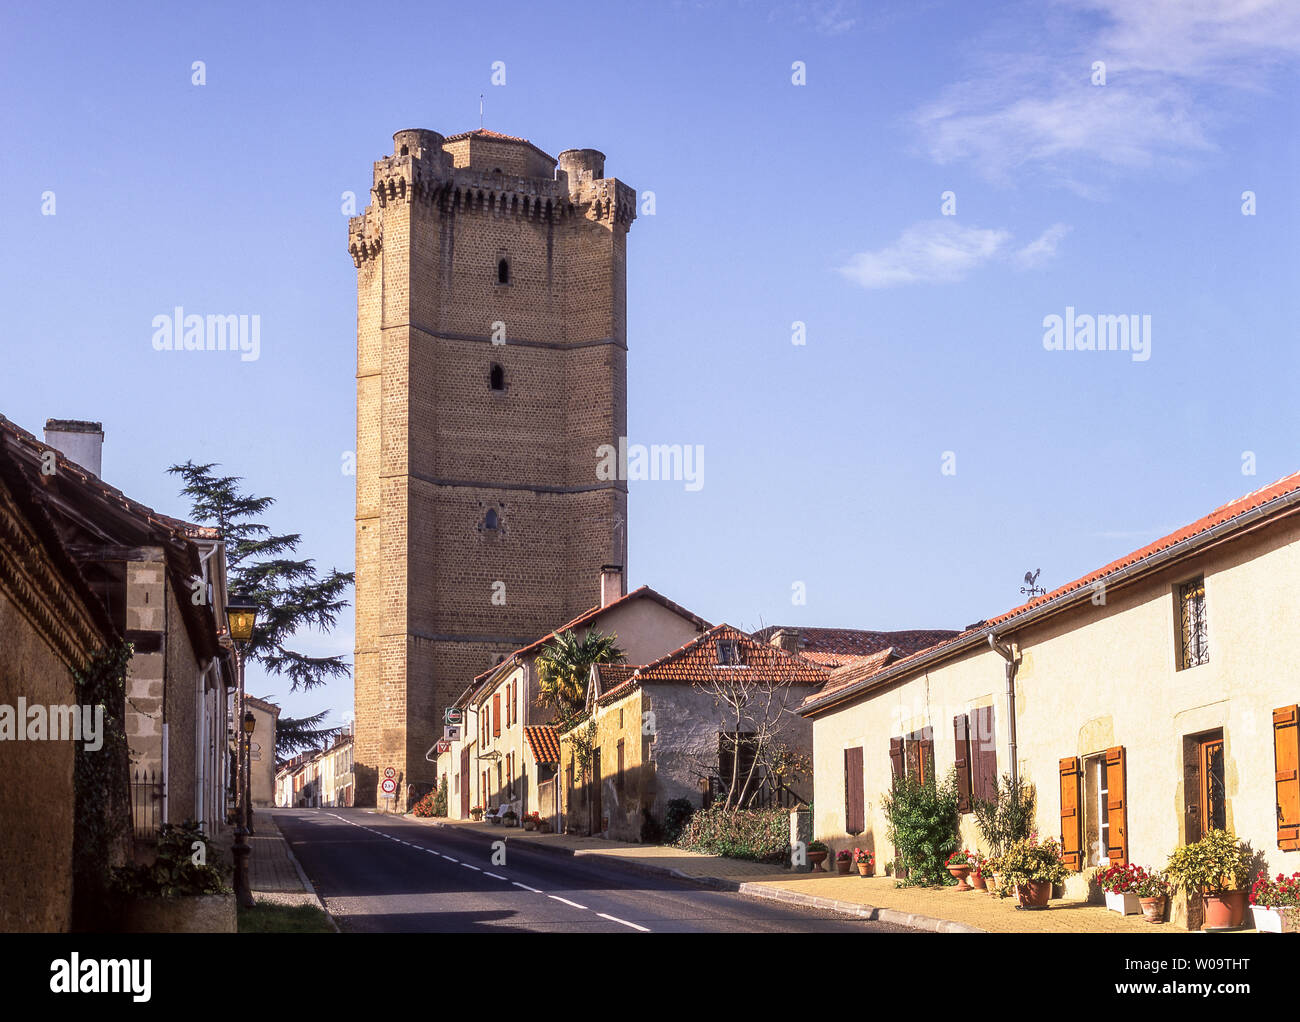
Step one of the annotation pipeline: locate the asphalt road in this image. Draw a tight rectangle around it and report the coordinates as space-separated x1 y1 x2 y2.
275 808 916 934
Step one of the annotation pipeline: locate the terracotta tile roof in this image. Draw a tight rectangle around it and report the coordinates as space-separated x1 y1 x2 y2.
799 648 900 708
594 624 831 706
752 625 959 659
443 128 556 163
472 586 712 684
523 725 562 765
801 469 1300 716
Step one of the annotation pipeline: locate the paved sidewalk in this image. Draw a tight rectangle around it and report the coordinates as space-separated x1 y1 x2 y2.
244 811 336 922
408 816 1181 933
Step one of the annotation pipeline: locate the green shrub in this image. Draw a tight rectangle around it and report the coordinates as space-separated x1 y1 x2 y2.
662 798 695 844
677 805 789 863
640 808 664 844
111 821 229 898
971 773 1036 858
882 770 961 886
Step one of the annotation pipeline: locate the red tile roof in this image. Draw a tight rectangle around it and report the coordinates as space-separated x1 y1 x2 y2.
595 624 831 706
801 469 1300 715
523 725 562 765
471 586 712 685
753 625 959 659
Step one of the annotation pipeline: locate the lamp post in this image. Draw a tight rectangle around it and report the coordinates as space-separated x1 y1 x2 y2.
226 596 259 909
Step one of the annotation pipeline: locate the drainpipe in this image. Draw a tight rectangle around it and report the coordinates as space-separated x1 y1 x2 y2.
988 633 1019 788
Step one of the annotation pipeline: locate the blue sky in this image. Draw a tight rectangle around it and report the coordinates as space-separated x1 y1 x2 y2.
3 0 1297 729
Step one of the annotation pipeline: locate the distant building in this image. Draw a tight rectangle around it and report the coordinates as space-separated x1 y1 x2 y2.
243 695 280 809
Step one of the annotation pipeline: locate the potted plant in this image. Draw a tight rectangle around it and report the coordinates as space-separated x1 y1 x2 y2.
1098 862 1142 915
807 840 829 871
1165 828 1252 930
945 849 978 892
853 847 875 877
1249 871 1300 933
1134 868 1170 924
835 849 853 875
983 854 1002 896
999 834 1067 909
523 812 539 831
470 805 484 821
503 809 518 828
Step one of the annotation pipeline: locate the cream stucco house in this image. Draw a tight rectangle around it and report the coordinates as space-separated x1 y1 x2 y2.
803 471 1300 904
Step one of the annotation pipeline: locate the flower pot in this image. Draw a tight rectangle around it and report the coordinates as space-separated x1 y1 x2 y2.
1250 905 1300 933
857 862 874 877
807 850 828 871
1015 880 1052 909
970 870 987 891
1105 890 1141 915
947 864 972 891
1202 890 1247 930
1140 895 1167 923
835 858 852 875
523 820 536 831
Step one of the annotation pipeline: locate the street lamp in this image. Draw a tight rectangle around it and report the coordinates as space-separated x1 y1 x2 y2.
226 595 259 908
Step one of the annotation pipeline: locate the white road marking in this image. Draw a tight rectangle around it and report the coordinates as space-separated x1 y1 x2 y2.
484 871 507 880
441 855 458 862
512 881 541 893
597 912 650 932
548 895 587 910
462 864 481 872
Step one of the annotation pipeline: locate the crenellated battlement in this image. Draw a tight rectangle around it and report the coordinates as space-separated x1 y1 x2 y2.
348 128 635 266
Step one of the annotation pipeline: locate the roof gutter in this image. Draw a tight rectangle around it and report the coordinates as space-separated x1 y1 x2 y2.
802 486 1300 717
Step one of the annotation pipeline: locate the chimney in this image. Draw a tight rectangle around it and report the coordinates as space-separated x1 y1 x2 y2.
599 564 624 609
770 628 801 653
43 419 104 477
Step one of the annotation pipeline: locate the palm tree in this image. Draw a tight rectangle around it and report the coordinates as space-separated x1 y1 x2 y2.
535 628 626 723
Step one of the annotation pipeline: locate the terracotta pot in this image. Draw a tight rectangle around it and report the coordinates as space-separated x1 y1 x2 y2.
970 870 987 891
1139 895 1166 923
1015 880 1052 908
807 850 828 871
857 862 874 877
835 858 852 875
1202 890 1248 930
947 864 973 892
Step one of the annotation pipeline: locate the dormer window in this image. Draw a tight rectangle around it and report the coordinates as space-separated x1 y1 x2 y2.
716 639 743 666
497 258 510 284
489 363 505 391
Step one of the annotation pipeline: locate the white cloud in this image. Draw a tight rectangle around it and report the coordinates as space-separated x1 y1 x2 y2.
914 0 1300 186
839 219 1066 289
1014 223 1072 269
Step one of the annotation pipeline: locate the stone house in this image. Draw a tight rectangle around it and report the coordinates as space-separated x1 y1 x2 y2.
1 416 234 842
0 426 123 930
436 573 709 827
244 695 280 808
802 471 1300 915
559 624 831 841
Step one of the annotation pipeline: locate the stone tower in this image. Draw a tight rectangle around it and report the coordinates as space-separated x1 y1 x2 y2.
349 128 636 808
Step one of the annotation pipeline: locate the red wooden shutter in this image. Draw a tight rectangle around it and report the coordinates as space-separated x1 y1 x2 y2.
844 746 864 833
889 737 905 783
1105 745 1128 865
1059 756 1083 871
492 693 501 736
1275 706 1300 849
953 715 971 812
972 706 998 804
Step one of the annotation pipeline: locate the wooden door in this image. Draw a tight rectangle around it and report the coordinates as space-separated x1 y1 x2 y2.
1199 736 1226 835
460 746 471 818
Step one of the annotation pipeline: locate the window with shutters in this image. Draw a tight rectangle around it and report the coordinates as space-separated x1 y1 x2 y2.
492 693 501 737
953 715 972 812
1082 752 1110 868
890 729 934 787
1274 706 1300 850
1176 576 1209 670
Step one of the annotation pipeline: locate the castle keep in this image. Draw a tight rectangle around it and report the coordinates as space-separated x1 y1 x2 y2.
350 128 637 808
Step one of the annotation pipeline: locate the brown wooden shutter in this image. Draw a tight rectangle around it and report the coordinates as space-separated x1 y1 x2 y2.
844 746 864 833
889 737 905 782
1275 706 1300 849
953 715 971 812
970 706 996 803
1059 756 1083 871
492 693 501 736
1105 745 1128 865
920 731 935 786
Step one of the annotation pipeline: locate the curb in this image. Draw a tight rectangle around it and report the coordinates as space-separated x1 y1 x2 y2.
409 815 983 931
265 815 341 933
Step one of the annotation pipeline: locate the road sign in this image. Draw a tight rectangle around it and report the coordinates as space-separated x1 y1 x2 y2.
443 707 464 727
443 724 462 742
383 766 396 779
380 777 398 797
436 739 451 755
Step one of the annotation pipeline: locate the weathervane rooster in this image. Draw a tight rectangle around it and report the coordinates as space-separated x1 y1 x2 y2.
1020 568 1045 599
